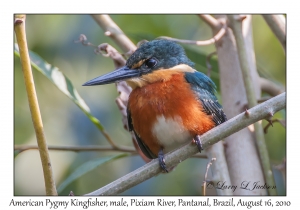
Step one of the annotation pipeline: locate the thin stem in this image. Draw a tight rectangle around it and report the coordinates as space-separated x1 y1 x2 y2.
260 77 284 96
157 26 226 46
14 145 207 159
87 112 120 150
257 96 272 103
202 158 216 196
262 15 286 52
228 15 257 108
91 15 137 52
264 119 286 134
85 93 285 195
15 145 137 153
14 15 57 196
198 15 222 30
228 15 277 195
101 130 120 149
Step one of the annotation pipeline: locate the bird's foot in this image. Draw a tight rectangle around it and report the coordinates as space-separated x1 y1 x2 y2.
193 135 203 153
158 149 168 173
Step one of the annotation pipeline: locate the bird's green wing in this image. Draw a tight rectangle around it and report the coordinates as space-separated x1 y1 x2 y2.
184 71 227 125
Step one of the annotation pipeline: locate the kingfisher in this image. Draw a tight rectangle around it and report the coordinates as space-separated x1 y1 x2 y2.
83 40 227 172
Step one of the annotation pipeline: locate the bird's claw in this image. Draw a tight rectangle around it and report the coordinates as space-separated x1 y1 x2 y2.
158 149 168 173
194 135 203 153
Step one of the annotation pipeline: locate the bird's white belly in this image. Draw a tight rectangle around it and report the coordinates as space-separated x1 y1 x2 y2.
151 115 192 153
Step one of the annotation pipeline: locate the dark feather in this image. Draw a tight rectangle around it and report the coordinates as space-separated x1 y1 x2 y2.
184 71 227 125
127 108 156 159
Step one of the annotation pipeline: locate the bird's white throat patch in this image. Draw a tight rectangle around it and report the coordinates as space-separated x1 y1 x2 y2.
152 115 192 153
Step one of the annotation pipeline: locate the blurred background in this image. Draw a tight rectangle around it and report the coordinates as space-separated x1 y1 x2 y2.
14 15 286 195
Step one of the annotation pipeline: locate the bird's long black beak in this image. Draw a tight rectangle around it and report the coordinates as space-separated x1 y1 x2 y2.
83 66 139 86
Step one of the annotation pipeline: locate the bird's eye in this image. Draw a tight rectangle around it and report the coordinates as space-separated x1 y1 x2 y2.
144 58 157 68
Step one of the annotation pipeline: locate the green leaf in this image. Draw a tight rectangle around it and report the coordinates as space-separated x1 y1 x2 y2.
57 153 129 194
14 44 105 131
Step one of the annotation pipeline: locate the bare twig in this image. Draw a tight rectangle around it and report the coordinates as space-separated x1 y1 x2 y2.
198 15 222 30
228 15 257 108
91 15 137 53
202 158 216 196
260 77 284 96
228 15 277 195
95 43 126 69
74 34 96 47
264 119 286 134
100 129 120 150
262 15 286 52
14 145 207 159
205 141 232 196
257 96 272 103
14 15 57 195
157 25 226 46
85 93 285 195
14 145 137 153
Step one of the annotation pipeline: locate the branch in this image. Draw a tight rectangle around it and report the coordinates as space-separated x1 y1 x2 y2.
262 15 286 52
14 15 57 195
264 119 286 134
91 15 136 53
257 96 272 103
260 77 285 96
14 145 137 153
198 15 222 30
85 93 286 195
157 25 226 46
202 158 216 196
14 145 207 159
228 15 276 195
228 15 257 108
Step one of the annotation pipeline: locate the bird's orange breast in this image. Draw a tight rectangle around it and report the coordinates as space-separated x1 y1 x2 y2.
128 72 215 156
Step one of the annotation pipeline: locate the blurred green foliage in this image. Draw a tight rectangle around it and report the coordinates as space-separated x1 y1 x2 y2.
14 15 285 195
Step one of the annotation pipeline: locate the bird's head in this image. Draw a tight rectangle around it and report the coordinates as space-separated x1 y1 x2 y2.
83 39 195 89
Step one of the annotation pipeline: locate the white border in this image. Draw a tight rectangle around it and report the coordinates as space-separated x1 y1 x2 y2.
3 0 298 208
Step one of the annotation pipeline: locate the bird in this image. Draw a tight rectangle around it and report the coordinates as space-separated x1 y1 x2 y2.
83 39 227 172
